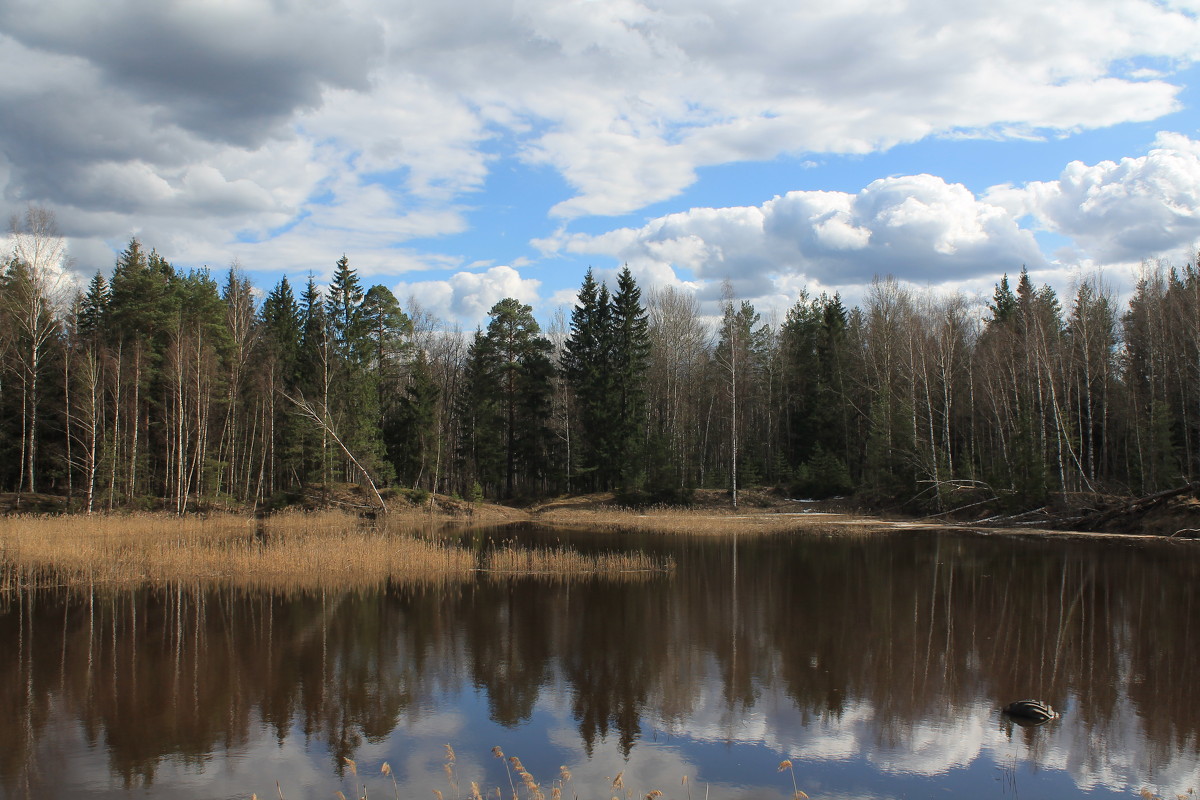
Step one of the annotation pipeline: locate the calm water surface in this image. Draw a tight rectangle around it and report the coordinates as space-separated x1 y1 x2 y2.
3 525 1199 800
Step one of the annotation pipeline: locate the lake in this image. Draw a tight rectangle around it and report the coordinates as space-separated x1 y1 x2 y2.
2 523 1198 800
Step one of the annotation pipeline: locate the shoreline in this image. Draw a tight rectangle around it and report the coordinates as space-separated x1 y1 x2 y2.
2 499 1195 594
3 484 1198 540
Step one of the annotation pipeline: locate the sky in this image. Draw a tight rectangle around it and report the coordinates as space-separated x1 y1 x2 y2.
6 0 1200 326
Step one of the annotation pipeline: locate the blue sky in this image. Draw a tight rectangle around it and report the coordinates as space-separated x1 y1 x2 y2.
6 0 1200 325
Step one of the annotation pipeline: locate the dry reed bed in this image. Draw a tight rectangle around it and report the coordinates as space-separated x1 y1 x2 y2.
483 545 670 580
0 510 670 592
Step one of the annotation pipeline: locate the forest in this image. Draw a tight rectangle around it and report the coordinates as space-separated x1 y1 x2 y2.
3 207 1200 514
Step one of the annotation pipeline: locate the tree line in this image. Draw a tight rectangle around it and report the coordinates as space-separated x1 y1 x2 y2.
3 208 1200 512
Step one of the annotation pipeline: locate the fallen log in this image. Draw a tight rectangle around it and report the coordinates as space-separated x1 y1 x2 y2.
1080 482 1197 529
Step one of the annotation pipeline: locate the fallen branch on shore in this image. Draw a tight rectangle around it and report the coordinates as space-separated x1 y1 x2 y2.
969 482 1198 532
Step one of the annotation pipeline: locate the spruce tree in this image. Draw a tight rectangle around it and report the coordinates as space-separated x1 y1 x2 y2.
326 254 365 362
261 277 301 379
458 329 505 494
989 274 1018 326
78 272 109 341
297 276 330 484
562 269 609 488
608 266 650 488
391 350 439 488
261 276 303 491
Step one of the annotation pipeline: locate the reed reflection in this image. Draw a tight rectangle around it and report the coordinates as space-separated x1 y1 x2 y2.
1 529 1198 798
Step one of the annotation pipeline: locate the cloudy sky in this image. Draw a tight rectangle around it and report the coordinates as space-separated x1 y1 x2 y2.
6 0 1200 323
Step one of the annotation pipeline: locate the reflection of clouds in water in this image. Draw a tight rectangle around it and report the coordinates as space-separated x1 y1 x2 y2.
572 678 1200 798
867 710 986 775
34 672 1200 800
1029 693 1200 798
32 704 474 799
352 707 469 786
544 715 789 800
20 706 308 799
528 692 903 800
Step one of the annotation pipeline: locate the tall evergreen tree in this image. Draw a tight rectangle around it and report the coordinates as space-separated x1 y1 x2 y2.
562 268 652 490
78 272 109 341
562 269 609 489
260 276 303 492
105 239 177 500
989 273 1018 325
458 329 505 494
297 276 331 484
464 298 555 498
360 285 412 374
361 284 413 482
326 254 365 362
608 266 651 488
261 277 302 381
391 349 440 488
294 258 389 488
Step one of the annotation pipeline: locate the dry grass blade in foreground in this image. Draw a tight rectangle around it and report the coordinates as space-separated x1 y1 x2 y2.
278 746 815 800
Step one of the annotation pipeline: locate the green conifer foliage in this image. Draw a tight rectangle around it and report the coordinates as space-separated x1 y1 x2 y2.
326 254 365 362
391 350 440 488
563 268 651 490
989 273 1018 325
260 276 303 492
461 298 554 498
458 329 505 494
78 272 110 341
563 270 609 488
608 266 651 487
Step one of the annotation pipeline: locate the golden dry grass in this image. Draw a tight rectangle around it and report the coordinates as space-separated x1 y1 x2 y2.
0 509 671 592
531 501 877 535
483 545 670 579
0 511 474 592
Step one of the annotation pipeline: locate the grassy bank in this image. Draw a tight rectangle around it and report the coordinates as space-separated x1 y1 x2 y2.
0 509 672 592
529 490 880 535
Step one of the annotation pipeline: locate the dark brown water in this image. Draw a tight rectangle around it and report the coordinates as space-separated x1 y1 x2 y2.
3 525 1199 800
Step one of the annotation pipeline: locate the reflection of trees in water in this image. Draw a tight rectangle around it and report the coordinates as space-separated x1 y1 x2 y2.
2 532 1199 793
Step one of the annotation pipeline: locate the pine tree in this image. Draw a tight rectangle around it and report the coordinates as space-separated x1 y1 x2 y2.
465 298 555 498
360 284 414 482
360 284 412 374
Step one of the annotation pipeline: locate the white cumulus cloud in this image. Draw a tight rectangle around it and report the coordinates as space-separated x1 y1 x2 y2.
2 0 1200 290
987 131 1200 263
396 265 543 325
544 174 1045 304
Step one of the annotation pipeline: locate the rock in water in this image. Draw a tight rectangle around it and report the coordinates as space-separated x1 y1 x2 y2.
1003 699 1058 724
